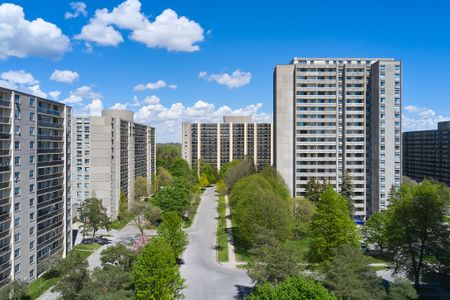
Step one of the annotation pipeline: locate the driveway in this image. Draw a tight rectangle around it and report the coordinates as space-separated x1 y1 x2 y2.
180 187 253 300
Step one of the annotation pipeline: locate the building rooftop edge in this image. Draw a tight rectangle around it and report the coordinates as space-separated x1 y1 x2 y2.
0 86 71 108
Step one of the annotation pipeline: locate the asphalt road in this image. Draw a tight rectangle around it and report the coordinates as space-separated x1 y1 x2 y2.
180 187 253 300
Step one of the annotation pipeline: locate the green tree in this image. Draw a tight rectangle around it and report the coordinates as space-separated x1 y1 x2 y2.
157 212 188 258
52 255 91 300
201 163 217 184
304 177 323 205
230 173 292 249
217 179 227 196
153 167 173 193
118 191 129 220
218 160 240 179
144 203 162 228
247 276 336 300
387 279 418 300
292 197 316 238
340 170 355 215
386 180 450 289
152 179 192 215
88 265 134 299
307 187 359 263
199 174 209 188
156 143 181 170
0 280 29 300
223 158 256 191
169 158 191 178
132 237 184 300
324 245 386 300
79 197 110 240
134 176 149 200
362 212 388 256
100 244 136 272
248 234 301 284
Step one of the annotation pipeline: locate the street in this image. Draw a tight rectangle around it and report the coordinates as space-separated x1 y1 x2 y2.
180 187 253 300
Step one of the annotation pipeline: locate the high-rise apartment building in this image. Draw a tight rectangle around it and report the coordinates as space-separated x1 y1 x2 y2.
182 116 273 171
274 58 402 218
72 110 156 220
0 87 72 286
403 121 450 186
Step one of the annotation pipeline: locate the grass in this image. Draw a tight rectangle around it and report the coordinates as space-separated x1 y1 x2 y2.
217 195 229 262
184 193 202 228
110 213 134 230
27 243 101 299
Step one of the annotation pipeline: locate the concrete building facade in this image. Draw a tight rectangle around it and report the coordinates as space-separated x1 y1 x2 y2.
182 116 273 171
274 58 402 218
0 87 72 286
72 110 156 220
403 121 450 186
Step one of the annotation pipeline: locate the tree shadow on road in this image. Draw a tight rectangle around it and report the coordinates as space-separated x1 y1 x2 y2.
234 284 253 299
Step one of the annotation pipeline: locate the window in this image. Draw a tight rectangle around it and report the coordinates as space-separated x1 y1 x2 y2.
14 263 20 274
29 127 35 135
29 97 35 107
14 187 20 196
29 198 34 207
14 233 20 243
29 112 35 121
14 171 20 182
29 255 34 264
30 141 35 149
29 270 34 279
29 212 34 221
14 156 20 165
29 227 34 236
29 184 34 193
14 125 20 135
29 241 34 249
14 141 20 150
29 155 34 164
14 217 20 227
14 202 20 212
29 170 34 178
14 248 20 258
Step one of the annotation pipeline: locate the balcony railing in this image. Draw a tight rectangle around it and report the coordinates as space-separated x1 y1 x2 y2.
38 121 63 129
0 166 10 173
37 107 62 117
38 135 63 141
0 116 10 124
0 100 10 108
37 148 64 154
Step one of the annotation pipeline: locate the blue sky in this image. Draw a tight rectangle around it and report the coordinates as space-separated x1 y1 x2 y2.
0 0 449 142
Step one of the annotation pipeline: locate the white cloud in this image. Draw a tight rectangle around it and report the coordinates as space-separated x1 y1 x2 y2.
110 102 128 110
0 3 70 60
49 91 62 100
61 85 101 105
134 100 271 142
83 99 103 116
403 105 450 131
75 0 204 51
130 95 140 107
50 69 79 83
0 70 38 85
134 79 177 92
143 95 160 104
65 2 88 19
199 70 252 89
0 70 48 98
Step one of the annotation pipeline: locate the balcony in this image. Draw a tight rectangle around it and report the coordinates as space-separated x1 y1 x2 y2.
37 148 64 154
38 135 63 141
0 133 10 140
37 107 62 117
38 121 63 129
0 212 10 223
0 166 10 173
0 100 10 108
0 116 10 124
0 150 10 157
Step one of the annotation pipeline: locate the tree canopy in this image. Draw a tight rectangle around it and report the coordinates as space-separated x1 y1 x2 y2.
157 212 188 258
80 196 110 240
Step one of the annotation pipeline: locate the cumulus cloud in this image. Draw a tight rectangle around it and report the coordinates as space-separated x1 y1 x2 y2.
199 70 252 89
75 0 204 51
0 3 70 60
403 105 450 131
83 99 103 116
133 79 177 92
50 69 80 83
0 70 47 98
65 2 88 19
61 85 101 105
134 100 271 142
110 102 128 110
143 95 160 104
49 91 62 100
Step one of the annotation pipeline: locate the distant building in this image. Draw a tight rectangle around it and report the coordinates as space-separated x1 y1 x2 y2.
182 116 273 171
72 110 156 220
0 87 72 285
403 121 450 185
274 58 402 218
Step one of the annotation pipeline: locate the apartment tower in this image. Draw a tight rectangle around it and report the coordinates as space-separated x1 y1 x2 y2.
0 87 72 286
182 116 273 171
403 121 450 186
72 110 156 220
274 58 402 219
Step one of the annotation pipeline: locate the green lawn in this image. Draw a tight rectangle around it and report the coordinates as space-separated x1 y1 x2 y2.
110 213 134 230
27 243 100 299
217 195 229 262
185 193 202 228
